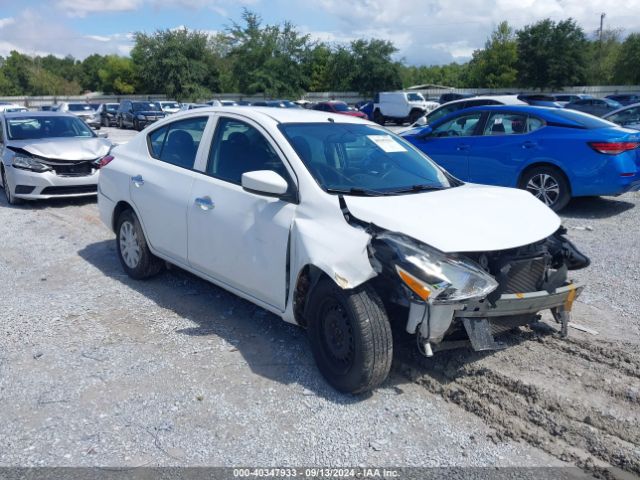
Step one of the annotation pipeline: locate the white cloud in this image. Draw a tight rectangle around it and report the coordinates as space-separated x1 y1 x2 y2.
0 17 15 28
55 0 143 17
317 0 640 64
0 10 133 58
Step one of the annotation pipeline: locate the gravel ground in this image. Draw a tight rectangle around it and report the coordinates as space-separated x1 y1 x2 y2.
0 125 638 476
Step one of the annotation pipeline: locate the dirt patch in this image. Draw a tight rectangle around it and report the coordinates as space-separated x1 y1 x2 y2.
396 324 640 479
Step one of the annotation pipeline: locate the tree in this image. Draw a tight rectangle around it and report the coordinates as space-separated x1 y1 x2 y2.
81 54 107 91
225 9 312 97
349 39 402 96
517 18 588 89
2 51 34 95
585 29 622 85
131 28 220 101
467 21 518 88
98 55 136 94
613 33 640 84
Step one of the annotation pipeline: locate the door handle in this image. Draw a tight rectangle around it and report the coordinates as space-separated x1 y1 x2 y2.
456 144 470 151
131 175 144 187
195 196 215 211
522 141 536 149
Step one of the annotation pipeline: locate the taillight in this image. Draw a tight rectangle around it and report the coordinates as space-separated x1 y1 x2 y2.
95 155 114 169
588 141 640 155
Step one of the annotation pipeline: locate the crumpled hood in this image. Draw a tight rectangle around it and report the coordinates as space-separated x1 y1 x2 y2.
10 138 111 161
344 183 561 253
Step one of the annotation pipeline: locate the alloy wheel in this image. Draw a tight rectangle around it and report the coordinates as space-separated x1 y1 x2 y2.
119 221 141 269
526 173 560 207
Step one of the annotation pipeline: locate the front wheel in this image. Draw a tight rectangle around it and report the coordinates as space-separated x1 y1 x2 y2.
520 166 570 212
1 166 22 205
306 278 393 394
116 209 163 279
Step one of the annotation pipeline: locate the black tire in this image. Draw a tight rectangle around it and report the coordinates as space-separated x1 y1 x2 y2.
409 109 423 124
519 166 571 212
1 166 22 205
306 278 393 394
101 117 108 128
115 209 163 279
373 110 385 125
133 119 140 131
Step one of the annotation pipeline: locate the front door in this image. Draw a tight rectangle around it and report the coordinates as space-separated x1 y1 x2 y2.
187 116 296 310
412 111 483 180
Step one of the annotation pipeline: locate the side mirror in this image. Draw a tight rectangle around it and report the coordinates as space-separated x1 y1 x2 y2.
241 170 288 197
417 125 433 139
414 116 427 126
97 131 109 138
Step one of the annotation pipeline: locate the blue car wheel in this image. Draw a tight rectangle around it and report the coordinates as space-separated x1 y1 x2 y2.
520 166 571 211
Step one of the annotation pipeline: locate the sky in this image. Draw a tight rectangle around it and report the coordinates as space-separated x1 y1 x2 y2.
0 0 638 65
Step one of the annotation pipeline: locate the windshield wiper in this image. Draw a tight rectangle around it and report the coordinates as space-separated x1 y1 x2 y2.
325 187 389 196
387 184 448 194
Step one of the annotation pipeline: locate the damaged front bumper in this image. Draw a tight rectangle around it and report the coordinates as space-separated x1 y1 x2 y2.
407 283 583 355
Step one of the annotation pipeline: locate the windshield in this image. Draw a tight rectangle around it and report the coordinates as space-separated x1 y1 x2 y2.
280 123 453 195
68 104 93 112
407 93 425 102
7 116 96 140
161 102 179 109
106 104 119 112
332 102 351 112
133 102 161 112
552 109 618 129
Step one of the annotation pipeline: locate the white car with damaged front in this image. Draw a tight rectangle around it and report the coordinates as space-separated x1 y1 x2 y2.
97 106 589 393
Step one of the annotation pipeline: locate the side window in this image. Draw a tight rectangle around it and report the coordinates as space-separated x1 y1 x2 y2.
526 116 545 133
207 117 288 185
0 120 4 143
483 112 529 135
609 107 640 125
147 116 208 169
432 112 482 137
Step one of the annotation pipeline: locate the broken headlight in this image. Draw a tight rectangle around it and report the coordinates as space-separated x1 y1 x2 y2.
12 155 51 173
376 232 498 303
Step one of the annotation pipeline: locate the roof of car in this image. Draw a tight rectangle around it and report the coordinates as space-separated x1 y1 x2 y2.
170 106 370 125
444 95 526 106
603 101 640 117
2 110 72 118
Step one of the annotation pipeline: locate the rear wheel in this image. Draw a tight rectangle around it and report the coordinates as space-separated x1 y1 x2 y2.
373 110 385 125
409 109 423 124
306 278 393 394
116 209 163 279
1 166 22 205
520 166 570 211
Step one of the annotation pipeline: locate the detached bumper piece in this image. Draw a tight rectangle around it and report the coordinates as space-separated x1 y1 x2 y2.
456 284 583 351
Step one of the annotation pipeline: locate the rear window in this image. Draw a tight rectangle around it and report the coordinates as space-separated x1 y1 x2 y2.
407 93 425 102
68 104 93 112
551 109 618 129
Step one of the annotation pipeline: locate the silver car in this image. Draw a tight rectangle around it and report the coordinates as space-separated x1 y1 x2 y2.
56 102 101 129
0 111 111 205
602 102 640 130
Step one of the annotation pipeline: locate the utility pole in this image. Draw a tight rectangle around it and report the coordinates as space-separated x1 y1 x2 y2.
599 12 606 43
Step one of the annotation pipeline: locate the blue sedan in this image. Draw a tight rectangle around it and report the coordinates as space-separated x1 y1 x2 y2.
401 105 640 210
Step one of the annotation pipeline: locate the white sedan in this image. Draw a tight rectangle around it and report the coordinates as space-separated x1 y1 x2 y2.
97 107 589 393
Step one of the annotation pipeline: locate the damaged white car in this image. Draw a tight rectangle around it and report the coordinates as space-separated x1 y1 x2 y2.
96 107 589 393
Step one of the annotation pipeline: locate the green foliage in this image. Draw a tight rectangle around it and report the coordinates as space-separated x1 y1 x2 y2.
0 11 638 98
467 21 518 88
516 18 588 89
98 55 136 94
131 28 220 101
613 33 640 84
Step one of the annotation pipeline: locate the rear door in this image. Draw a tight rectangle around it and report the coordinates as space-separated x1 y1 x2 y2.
467 111 545 187
411 111 484 180
129 115 211 264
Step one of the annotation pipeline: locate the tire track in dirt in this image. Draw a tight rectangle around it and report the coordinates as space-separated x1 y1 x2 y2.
394 325 640 479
